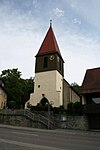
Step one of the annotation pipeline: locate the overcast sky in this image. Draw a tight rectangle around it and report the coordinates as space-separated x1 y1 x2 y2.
0 0 100 85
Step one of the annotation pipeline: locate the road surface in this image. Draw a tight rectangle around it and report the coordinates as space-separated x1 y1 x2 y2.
0 125 100 150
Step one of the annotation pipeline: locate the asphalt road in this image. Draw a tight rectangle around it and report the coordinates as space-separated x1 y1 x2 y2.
0 125 100 150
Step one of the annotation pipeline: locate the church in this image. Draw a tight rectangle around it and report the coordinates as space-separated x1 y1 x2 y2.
25 21 80 109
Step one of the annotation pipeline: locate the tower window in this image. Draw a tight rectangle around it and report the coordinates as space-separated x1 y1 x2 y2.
43 57 48 68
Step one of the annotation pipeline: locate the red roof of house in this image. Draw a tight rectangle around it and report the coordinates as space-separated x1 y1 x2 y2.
81 67 100 94
36 25 62 58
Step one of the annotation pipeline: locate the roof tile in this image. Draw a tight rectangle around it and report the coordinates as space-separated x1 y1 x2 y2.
81 67 100 94
36 26 62 57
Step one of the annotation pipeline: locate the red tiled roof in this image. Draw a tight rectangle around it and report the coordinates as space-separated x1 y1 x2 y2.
81 67 100 94
36 26 62 57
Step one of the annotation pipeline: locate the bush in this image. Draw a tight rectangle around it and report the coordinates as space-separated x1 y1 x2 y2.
58 105 65 114
67 101 82 115
72 102 82 115
67 102 73 115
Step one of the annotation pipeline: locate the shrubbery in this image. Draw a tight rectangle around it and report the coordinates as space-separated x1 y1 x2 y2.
30 96 82 115
67 101 82 115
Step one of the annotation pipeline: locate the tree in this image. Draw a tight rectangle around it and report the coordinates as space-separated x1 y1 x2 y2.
0 68 34 109
71 82 81 94
21 77 34 108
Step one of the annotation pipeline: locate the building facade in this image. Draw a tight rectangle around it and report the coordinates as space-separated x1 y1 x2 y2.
81 67 100 129
0 81 7 109
25 22 80 109
63 79 81 109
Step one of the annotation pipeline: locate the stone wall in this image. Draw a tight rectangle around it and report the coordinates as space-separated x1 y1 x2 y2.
0 113 89 130
54 115 89 130
0 115 47 129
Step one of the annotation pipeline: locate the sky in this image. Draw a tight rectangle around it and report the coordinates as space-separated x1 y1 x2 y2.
0 0 100 85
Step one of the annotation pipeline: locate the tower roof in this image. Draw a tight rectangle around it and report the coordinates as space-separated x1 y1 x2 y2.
36 23 62 59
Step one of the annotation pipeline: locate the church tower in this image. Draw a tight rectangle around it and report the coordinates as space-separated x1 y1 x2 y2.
29 21 64 107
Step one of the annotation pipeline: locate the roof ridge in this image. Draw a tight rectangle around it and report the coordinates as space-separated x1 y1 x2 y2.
87 67 100 71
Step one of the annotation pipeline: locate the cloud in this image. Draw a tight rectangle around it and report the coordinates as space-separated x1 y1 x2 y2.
56 27 100 84
67 0 100 31
32 0 39 8
52 8 64 17
72 18 81 25
0 0 100 85
70 1 78 8
0 2 40 35
0 30 43 79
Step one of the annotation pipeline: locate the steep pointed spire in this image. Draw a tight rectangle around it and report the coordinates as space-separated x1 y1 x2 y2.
50 19 52 27
36 21 63 59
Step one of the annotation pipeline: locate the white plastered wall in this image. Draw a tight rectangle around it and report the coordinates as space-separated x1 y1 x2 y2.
29 70 63 107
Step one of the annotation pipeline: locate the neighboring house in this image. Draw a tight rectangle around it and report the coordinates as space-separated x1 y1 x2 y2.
25 21 80 109
81 67 100 129
0 81 7 109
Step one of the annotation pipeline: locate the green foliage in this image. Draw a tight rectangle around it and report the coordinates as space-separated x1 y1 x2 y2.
0 68 34 109
67 102 73 114
58 105 65 114
71 82 81 94
67 102 73 109
21 77 34 107
72 102 82 115
67 101 82 115
7 101 16 109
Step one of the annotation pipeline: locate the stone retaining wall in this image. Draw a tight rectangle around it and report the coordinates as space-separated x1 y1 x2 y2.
54 115 89 130
0 113 89 130
0 115 47 129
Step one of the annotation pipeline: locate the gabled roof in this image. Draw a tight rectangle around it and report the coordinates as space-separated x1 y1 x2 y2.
36 24 62 59
81 67 100 94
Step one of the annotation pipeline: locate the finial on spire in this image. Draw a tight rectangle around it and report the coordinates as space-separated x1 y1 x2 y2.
50 19 52 27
